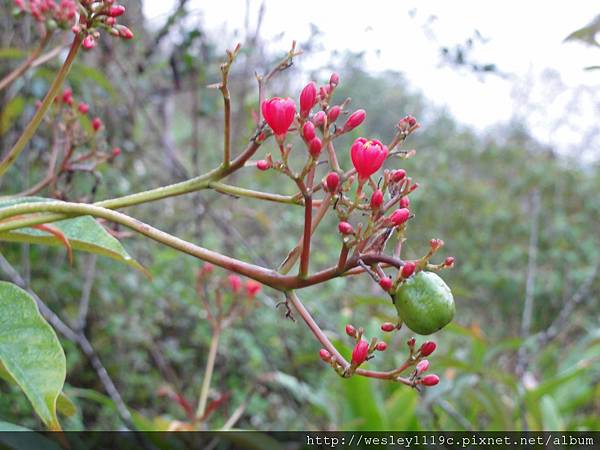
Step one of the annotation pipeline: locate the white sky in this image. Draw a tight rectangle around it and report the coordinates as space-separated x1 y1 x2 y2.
143 0 600 157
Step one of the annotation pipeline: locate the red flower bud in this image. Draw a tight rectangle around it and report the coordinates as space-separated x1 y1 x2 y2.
118 26 134 40
370 189 383 209
262 97 296 139
108 5 125 17
350 138 388 180
245 280 262 298
82 35 96 50
256 160 271 171
391 169 406 182
228 274 242 293
319 85 331 99
319 348 332 362
106 16 116 26
78 103 89 114
407 337 416 348
410 182 419 192
302 121 316 141
329 72 340 87
91 117 103 132
343 109 366 132
327 105 341 123
390 208 410 226
419 341 437 357
376 341 387 352
112 147 121 157
325 172 340 192
201 263 214 274
421 374 440 386
379 277 393 292
345 324 356 337
351 340 369 365
338 221 354 235
62 88 73 105
381 322 395 332
415 359 430 375
401 261 416 278
430 239 444 251
299 82 317 117
313 110 326 127
398 114 417 131
399 196 410 208
308 137 322 157
444 256 455 267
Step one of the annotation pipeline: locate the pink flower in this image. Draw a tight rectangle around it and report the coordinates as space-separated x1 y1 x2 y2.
256 160 271 171
245 280 262 298
262 97 296 140
228 274 242 293
299 82 317 117
350 138 388 180
351 340 369 365
415 359 430 375
82 35 96 50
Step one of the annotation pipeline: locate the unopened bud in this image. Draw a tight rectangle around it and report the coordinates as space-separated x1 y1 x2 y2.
326 172 340 192
380 322 395 332
390 208 410 226
391 169 406 182
415 359 430 375
327 105 341 123
345 324 357 337
112 147 121 157
299 82 317 117
338 221 354 235
342 109 366 132
108 5 125 17
313 110 326 127
375 341 387 352
444 256 455 267
351 340 369 365
401 261 416 278
256 160 271 171
421 374 439 386
370 189 383 209
78 103 89 114
91 117 102 132
319 348 332 362
329 72 340 87
399 196 410 208
430 239 444 251
308 137 322 157
419 341 437 357
82 35 96 50
302 121 316 141
379 277 393 292
228 274 242 293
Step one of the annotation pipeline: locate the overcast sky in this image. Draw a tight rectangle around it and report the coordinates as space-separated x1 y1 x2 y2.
143 1 600 157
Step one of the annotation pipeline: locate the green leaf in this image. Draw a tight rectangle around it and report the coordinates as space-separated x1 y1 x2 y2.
0 96 26 136
0 361 75 418
0 282 65 430
0 197 148 276
0 48 27 60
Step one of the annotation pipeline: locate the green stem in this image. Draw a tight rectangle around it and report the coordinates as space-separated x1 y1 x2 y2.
0 34 82 177
196 327 220 420
208 182 301 205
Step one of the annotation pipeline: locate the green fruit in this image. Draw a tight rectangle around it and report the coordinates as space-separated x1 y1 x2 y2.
393 271 455 335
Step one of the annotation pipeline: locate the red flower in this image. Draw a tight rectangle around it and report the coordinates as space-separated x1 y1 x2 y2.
375 341 387 352
345 324 357 337
351 340 369 365
327 105 341 123
380 322 395 332
350 138 388 180
262 97 296 140
245 280 262 298
319 349 331 362
228 274 242 293
91 117 103 132
379 277 393 292
78 103 89 114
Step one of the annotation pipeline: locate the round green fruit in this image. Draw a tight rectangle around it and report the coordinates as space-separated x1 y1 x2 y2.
393 271 455 335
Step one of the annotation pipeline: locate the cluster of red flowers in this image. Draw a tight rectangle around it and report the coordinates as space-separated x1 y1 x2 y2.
199 263 263 300
14 0 77 28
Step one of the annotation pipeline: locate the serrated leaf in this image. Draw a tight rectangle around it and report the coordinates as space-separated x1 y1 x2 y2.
0 282 65 430
0 197 148 276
